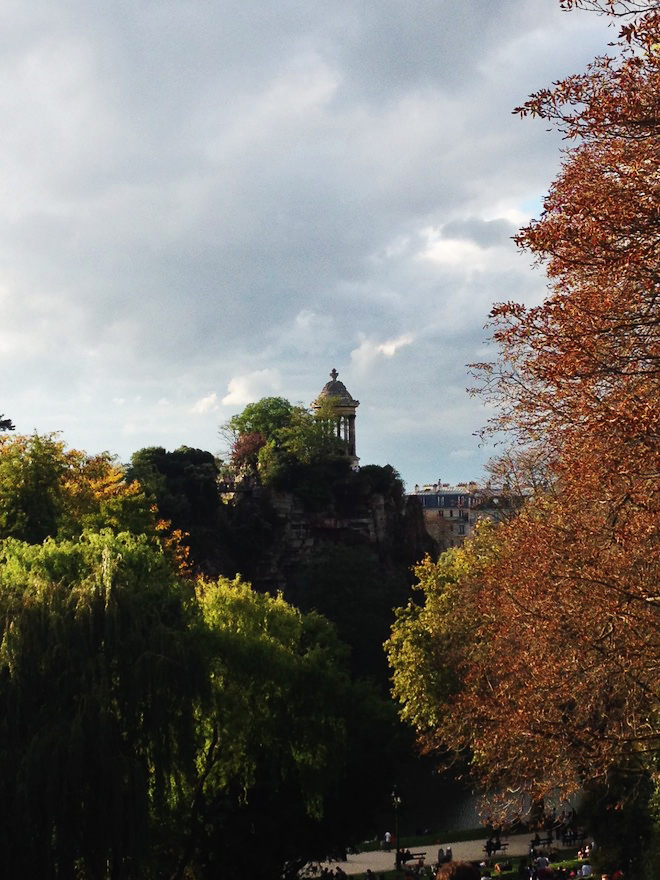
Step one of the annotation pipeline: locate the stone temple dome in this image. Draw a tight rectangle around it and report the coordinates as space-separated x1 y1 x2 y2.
315 368 360 408
312 368 360 466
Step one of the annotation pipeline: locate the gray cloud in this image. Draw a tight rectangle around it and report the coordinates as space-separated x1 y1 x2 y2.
0 0 613 487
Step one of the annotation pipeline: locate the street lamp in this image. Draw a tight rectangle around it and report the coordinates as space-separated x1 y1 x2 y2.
392 787 402 870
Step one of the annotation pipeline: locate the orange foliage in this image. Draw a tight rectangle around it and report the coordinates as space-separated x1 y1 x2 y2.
393 2 660 810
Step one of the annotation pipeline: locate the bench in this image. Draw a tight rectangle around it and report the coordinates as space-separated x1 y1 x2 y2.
484 842 508 855
396 851 427 871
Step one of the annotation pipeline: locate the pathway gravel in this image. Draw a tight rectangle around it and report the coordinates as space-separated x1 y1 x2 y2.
319 832 550 875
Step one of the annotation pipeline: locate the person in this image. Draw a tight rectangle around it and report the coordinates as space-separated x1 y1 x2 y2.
384 831 393 852
436 861 481 880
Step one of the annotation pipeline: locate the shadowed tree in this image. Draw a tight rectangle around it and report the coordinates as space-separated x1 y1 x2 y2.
0 531 205 879
0 531 365 880
126 445 234 575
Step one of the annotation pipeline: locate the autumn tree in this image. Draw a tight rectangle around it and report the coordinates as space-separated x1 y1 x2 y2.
389 1 660 859
0 433 178 558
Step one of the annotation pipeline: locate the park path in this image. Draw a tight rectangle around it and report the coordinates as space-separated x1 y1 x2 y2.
319 831 539 875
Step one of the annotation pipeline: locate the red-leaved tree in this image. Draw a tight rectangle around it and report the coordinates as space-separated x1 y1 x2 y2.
389 0 660 822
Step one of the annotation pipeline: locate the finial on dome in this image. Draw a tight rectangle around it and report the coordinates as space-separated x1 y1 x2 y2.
330 368 338 381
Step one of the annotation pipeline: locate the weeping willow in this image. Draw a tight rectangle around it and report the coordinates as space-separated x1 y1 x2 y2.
0 531 205 880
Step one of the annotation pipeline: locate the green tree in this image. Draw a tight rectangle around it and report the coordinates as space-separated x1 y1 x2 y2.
386 526 500 748
0 433 68 543
291 544 411 685
227 396 295 439
0 433 170 552
0 531 204 879
0 413 14 431
179 578 352 880
224 396 347 487
0 527 365 879
126 446 232 575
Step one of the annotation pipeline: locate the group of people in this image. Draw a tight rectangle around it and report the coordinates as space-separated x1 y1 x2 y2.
396 849 428 872
485 835 506 857
436 860 623 880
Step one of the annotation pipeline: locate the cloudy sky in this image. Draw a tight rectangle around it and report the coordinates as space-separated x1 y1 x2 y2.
0 0 613 490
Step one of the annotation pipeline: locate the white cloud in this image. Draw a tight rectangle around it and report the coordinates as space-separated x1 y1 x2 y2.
221 369 282 407
191 392 219 414
378 334 414 357
350 333 414 371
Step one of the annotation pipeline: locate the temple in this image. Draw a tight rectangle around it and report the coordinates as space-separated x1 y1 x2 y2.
312 368 360 467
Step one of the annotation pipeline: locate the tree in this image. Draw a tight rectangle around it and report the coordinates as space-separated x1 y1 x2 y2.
227 396 295 440
0 433 67 543
178 578 353 880
0 413 13 431
224 396 347 487
290 544 411 684
0 528 363 879
0 433 177 558
0 531 205 879
470 0 660 802
389 0 660 847
126 446 233 575
386 527 503 761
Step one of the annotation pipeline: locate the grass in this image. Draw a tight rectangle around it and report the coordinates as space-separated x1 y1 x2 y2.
365 857 586 880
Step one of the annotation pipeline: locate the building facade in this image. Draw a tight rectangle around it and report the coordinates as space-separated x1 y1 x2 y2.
410 481 527 550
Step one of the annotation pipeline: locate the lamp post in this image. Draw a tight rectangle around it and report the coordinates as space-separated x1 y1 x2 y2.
392 787 402 870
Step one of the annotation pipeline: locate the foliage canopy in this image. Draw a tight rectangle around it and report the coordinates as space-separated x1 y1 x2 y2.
0 529 355 879
224 396 349 488
389 0 660 840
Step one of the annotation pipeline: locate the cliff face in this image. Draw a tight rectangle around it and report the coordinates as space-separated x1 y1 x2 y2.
225 467 435 684
229 472 434 594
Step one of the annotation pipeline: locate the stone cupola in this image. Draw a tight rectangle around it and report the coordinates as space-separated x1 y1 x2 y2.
312 368 360 466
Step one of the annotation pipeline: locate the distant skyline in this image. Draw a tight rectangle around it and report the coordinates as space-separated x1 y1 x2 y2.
0 1 614 490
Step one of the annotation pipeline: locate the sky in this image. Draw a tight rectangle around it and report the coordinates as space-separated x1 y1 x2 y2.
0 0 615 491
